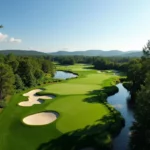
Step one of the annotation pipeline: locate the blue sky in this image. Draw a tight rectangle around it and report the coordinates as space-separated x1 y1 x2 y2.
0 0 150 52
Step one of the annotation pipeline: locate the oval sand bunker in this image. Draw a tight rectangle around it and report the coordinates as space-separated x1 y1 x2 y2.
23 112 58 125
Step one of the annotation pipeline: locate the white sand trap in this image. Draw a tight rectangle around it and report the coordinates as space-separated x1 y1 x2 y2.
18 89 54 107
23 112 58 125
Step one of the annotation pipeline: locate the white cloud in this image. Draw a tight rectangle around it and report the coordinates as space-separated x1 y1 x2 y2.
9 37 22 43
0 33 22 44
0 32 8 42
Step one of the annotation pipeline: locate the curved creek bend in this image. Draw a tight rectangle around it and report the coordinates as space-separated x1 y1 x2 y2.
55 71 134 149
107 83 134 150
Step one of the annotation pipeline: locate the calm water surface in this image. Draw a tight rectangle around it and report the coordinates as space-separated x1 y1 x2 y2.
107 83 134 150
54 71 77 79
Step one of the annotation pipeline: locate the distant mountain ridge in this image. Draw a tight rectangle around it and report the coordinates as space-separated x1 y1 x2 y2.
0 50 47 56
0 49 143 57
49 50 142 57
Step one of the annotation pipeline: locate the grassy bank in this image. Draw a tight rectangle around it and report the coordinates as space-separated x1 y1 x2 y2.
0 64 123 150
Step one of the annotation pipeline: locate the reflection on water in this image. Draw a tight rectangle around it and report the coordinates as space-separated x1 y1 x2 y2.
107 83 134 150
54 71 77 80
113 104 124 109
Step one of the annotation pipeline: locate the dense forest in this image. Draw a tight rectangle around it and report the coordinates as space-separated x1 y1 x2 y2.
0 54 55 107
0 53 131 109
53 55 130 72
126 41 150 150
0 53 130 105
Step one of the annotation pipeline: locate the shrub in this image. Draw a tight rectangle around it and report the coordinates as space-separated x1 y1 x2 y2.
0 100 7 108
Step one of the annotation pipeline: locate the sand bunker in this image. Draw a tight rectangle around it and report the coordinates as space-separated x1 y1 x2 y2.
23 112 58 125
18 89 54 107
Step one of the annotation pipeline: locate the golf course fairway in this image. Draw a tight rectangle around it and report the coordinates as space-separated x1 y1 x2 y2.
0 64 123 150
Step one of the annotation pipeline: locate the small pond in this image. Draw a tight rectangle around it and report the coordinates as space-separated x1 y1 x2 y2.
54 71 77 80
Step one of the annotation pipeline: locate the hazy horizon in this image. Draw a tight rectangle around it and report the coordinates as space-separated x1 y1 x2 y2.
0 49 142 53
0 0 150 52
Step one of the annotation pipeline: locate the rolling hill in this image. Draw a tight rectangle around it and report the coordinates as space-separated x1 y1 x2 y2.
49 50 124 56
49 50 142 57
0 49 143 57
0 50 46 56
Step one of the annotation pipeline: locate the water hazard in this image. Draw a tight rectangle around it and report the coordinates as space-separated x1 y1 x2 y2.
54 71 77 80
107 83 134 150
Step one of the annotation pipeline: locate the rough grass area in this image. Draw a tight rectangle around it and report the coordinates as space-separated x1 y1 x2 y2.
0 64 123 150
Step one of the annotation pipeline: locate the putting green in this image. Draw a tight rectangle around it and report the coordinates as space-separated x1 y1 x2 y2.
0 64 119 150
45 95 110 133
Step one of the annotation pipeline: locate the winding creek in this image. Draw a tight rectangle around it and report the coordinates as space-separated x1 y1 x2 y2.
54 70 134 150
107 83 134 150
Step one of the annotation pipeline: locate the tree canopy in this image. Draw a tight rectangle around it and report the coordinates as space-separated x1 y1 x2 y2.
128 40 150 150
0 64 15 100
0 54 55 101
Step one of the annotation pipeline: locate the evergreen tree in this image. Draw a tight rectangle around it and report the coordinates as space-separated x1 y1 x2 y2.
130 73 150 150
34 69 44 80
17 60 36 87
42 59 55 75
0 54 4 63
129 41 150 149
14 74 24 90
143 40 150 57
0 64 15 100
25 71 36 87
127 59 142 99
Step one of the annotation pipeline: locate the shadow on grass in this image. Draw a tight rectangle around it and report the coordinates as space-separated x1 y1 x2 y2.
83 66 95 70
37 114 120 150
37 85 124 150
84 85 125 132
84 85 119 103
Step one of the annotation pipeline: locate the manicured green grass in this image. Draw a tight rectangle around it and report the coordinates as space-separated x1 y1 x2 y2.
43 83 98 95
0 64 122 150
45 95 110 133
56 63 94 72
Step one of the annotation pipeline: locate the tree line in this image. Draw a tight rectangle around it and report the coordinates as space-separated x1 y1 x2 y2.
0 53 131 108
52 55 131 72
125 41 150 150
93 57 129 72
0 54 55 106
